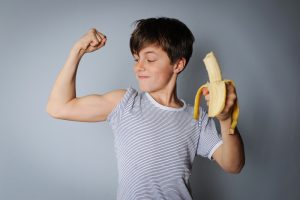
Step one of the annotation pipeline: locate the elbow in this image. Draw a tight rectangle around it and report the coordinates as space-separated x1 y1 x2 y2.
226 164 244 174
222 159 245 174
46 104 62 119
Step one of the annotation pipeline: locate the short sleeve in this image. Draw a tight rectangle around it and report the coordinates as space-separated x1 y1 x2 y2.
106 87 137 129
196 107 223 160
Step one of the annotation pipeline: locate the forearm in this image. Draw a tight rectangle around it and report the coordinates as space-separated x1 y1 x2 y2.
219 117 245 173
46 44 84 113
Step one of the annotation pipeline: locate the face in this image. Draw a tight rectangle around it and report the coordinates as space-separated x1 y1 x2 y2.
133 45 177 93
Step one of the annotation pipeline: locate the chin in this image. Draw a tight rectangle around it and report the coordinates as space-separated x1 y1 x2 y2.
138 84 156 93
139 86 150 92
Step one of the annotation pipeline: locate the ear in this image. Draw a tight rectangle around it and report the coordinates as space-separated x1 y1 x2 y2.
173 57 186 74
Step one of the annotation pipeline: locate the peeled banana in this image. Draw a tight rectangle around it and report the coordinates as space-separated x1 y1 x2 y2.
193 52 239 134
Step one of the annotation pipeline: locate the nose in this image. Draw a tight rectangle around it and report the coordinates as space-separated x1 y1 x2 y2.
134 61 145 72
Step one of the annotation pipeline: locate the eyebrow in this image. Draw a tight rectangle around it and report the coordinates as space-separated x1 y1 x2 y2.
144 50 158 56
144 51 158 55
133 51 158 57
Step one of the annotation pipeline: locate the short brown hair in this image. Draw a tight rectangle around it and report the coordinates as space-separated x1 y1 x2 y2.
130 17 195 65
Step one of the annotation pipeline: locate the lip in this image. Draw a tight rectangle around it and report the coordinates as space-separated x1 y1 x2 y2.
138 75 150 79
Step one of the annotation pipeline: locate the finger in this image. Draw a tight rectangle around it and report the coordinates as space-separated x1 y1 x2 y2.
89 34 100 47
97 31 106 40
226 86 237 101
226 99 235 107
226 93 237 102
97 32 107 46
95 33 102 43
221 105 231 114
93 34 106 49
226 93 237 106
88 28 100 43
202 87 209 95
227 82 235 93
100 35 107 46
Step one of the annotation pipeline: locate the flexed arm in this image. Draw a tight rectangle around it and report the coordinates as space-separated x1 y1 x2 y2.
46 28 125 122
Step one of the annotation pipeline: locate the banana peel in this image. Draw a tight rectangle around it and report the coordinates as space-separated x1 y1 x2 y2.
193 52 239 134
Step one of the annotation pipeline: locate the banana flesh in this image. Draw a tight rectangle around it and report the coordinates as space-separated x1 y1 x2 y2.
193 52 239 134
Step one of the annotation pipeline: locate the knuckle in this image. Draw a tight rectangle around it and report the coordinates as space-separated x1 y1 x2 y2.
230 93 237 100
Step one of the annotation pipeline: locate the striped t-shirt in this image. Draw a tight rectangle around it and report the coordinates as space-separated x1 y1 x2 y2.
107 87 223 200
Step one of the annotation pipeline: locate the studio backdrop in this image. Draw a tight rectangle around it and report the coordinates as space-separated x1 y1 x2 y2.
0 0 299 200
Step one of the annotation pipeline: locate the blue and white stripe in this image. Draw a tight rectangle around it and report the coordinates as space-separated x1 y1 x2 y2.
107 87 222 200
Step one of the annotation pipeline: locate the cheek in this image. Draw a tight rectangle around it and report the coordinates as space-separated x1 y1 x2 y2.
152 61 173 74
154 66 173 81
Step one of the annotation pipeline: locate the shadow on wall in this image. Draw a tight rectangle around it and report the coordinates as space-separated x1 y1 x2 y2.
178 39 224 199
178 34 278 199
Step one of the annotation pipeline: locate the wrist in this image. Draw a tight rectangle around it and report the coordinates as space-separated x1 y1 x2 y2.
71 43 85 58
219 116 232 126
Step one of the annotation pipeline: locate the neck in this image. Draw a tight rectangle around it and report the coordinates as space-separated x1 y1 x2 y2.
148 75 183 108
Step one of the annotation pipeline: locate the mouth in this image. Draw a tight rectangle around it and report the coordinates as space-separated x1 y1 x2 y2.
137 75 150 79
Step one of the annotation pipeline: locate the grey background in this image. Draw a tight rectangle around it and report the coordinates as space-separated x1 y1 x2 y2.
1 0 299 199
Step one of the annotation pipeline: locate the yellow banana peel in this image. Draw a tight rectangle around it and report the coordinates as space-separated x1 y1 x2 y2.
193 52 239 134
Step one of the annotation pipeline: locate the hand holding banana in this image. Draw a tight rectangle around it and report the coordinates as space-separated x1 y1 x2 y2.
193 52 240 134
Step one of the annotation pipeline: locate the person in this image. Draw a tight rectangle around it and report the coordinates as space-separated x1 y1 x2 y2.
46 17 245 200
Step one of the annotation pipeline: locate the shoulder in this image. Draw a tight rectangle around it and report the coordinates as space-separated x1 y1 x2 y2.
184 104 209 126
185 103 205 117
104 89 127 104
122 86 139 101
113 87 140 108
106 87 139 116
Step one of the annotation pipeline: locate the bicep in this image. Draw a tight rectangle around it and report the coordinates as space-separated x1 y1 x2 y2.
54 89 126 122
